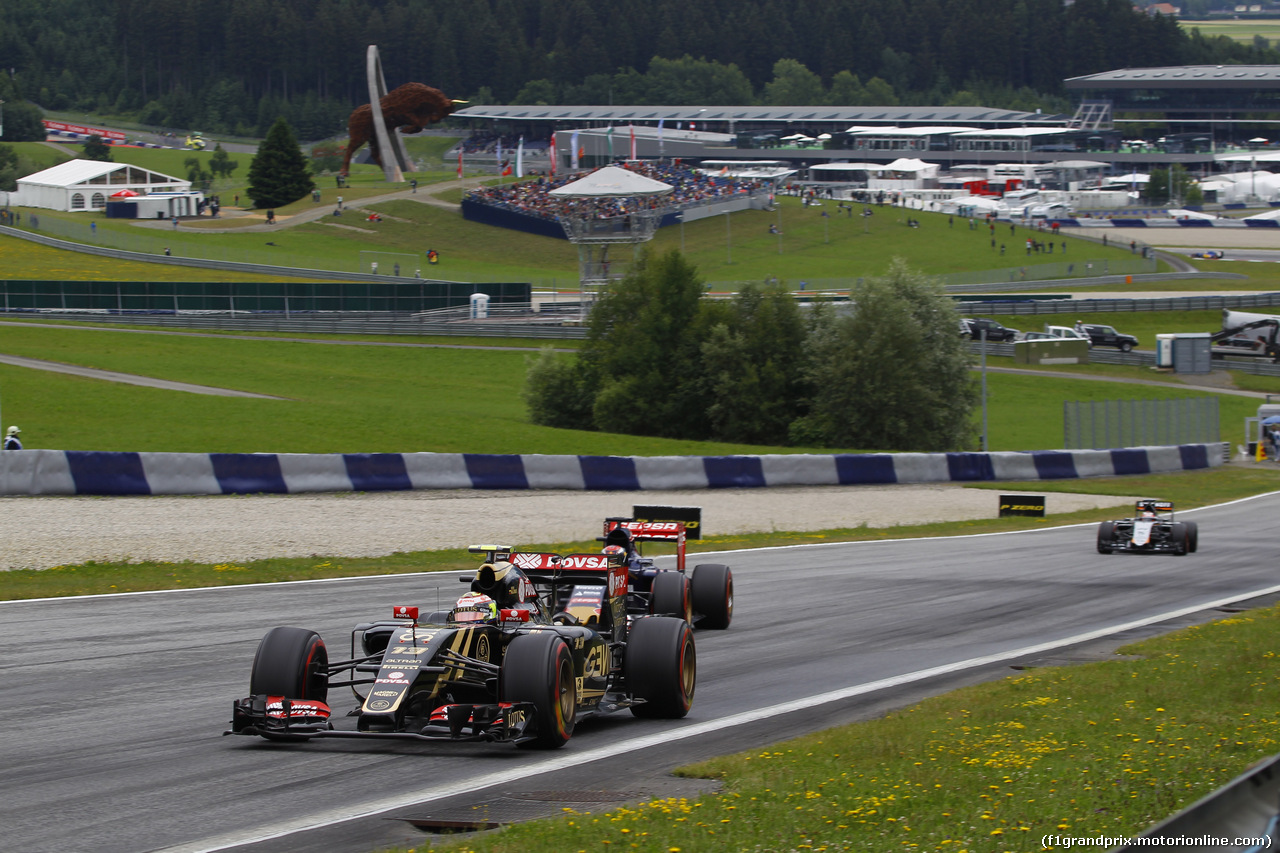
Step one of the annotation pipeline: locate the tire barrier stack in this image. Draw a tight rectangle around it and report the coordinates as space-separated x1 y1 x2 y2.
0 444 1224 496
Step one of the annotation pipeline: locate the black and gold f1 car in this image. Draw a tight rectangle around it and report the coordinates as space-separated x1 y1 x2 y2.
1096 499 1199 556
226 546 695 749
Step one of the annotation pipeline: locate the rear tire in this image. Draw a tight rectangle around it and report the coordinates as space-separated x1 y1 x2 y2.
1120 341 1133 353
690 563 733 629
627 617 696 719
249 627 328 702
650 572 692 623
1096 521 1115 555
500 632 576 748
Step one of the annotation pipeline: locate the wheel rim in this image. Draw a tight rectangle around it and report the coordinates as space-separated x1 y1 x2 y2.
679 634 696 702
556 655 575 726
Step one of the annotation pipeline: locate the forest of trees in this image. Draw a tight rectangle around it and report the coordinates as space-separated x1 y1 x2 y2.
1 0 1277 141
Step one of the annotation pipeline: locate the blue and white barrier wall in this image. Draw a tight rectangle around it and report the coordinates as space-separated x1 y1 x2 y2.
0 444 1222 496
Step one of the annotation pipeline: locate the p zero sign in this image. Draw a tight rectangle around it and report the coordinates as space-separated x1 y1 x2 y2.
999 495 1046 518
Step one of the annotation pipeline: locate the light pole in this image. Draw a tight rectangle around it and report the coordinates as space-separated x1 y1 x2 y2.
980 328 989 452
725 208 731 264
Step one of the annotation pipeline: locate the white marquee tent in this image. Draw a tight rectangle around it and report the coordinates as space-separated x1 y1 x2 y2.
9 159 195 212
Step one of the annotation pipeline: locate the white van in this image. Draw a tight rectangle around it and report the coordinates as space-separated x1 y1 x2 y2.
1044 325 1092 347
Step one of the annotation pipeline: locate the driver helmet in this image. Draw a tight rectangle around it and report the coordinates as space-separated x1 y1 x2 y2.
602 544 627 563
450 592 498 625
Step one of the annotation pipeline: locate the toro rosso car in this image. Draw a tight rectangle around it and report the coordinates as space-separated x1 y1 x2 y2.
1096 499 1199 556
601 516 733 629
226 546 695 749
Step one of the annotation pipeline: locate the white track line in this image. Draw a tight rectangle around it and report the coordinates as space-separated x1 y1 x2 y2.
159 580 1280 853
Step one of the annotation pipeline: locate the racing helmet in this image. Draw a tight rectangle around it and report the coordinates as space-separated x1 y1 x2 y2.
450 592 498 625
602 544 627 563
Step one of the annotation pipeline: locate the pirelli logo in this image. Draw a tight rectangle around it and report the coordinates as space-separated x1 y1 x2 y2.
999 495 1046 518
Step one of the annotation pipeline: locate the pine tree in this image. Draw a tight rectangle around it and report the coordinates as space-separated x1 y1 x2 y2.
245 117 314 209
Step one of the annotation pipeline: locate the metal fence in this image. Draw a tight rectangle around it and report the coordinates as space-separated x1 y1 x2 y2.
1063 397 1220 449
958 291 1280 315
0 279 532 314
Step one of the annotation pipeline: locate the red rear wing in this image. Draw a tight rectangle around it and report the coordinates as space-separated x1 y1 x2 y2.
604 519 687 571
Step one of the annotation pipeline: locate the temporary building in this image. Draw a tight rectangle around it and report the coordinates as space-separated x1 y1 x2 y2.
8 159 195 212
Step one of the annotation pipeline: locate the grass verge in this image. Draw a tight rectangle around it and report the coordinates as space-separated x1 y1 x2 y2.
418 605 1279 853
6 467 1277 601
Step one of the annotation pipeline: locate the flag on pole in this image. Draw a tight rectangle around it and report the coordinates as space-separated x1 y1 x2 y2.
629 125 636 161
549 132 556 176
570 131 580 170
516 136 525 178
658 119 664 158
606 126 614 159
457 148 462 178
501 159 512 177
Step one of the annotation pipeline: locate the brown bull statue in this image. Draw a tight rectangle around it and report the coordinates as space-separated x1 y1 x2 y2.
341 82 464 176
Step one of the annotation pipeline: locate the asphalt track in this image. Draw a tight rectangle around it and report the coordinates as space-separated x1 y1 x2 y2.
4 494 1280 853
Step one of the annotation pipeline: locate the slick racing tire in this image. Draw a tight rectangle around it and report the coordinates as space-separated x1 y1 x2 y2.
650 571 693 623
690 563 733 629
1096 521 1115 555
500 632 576 749
1184 521 1199 554
249 626 329 703
1170 522 1189 556
627 616 696 719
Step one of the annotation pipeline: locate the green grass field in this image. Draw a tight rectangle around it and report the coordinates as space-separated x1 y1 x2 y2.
1182 18 1280 43
7 139 1233 287
0 319 1255 454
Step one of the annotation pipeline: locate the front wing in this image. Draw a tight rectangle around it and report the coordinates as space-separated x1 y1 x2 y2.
226 695 541 744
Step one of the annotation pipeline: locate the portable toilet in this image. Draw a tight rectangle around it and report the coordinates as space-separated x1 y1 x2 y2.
469 291 490 319
1156 333 1176 368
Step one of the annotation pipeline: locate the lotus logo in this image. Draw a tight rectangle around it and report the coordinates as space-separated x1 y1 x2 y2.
514 553 546 569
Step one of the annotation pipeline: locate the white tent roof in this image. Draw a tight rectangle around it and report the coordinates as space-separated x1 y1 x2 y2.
19 159 187 189
1244 208 1280 221
810 163 883 171
548 166 673 197
1167 208 1217 219
1109 172 1151 183
881 158 935 172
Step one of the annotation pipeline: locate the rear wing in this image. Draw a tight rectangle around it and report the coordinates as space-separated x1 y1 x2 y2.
603 519 687 571
1135 499 1174 514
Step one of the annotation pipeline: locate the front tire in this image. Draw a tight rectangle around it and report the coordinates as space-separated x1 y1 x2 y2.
1184 520 1199 553
627 617 695 719
1170 522 1189 556
690 563 733 629
500 632 576 748
650 571 692 623
249 626 328 702
1096 521 1115 555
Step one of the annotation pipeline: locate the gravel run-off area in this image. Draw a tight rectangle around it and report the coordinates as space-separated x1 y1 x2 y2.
0 485 1137 571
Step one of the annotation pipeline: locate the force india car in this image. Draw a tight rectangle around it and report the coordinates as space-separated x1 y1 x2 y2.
1096 499 1199 556
601 517 733 629
226 546 695 749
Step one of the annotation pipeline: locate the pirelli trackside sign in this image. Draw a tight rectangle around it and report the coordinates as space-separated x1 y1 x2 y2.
999 495 1046 518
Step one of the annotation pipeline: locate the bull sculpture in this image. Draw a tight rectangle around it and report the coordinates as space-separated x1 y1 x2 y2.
341 82 465 176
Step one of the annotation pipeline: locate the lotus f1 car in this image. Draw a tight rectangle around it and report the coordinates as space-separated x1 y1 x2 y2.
1096 499 1199 556
601 516 733 629
226 546 696 749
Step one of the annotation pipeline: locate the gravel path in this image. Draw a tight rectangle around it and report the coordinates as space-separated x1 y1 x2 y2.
0 485 1135 571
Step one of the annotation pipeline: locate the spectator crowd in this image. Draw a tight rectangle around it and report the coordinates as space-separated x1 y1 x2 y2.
463 160 765 223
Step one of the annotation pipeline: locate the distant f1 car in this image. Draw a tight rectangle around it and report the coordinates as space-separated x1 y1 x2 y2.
1189 249 1224 260
226 545 695 749
601 516 733 629
1096 499 1198 556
